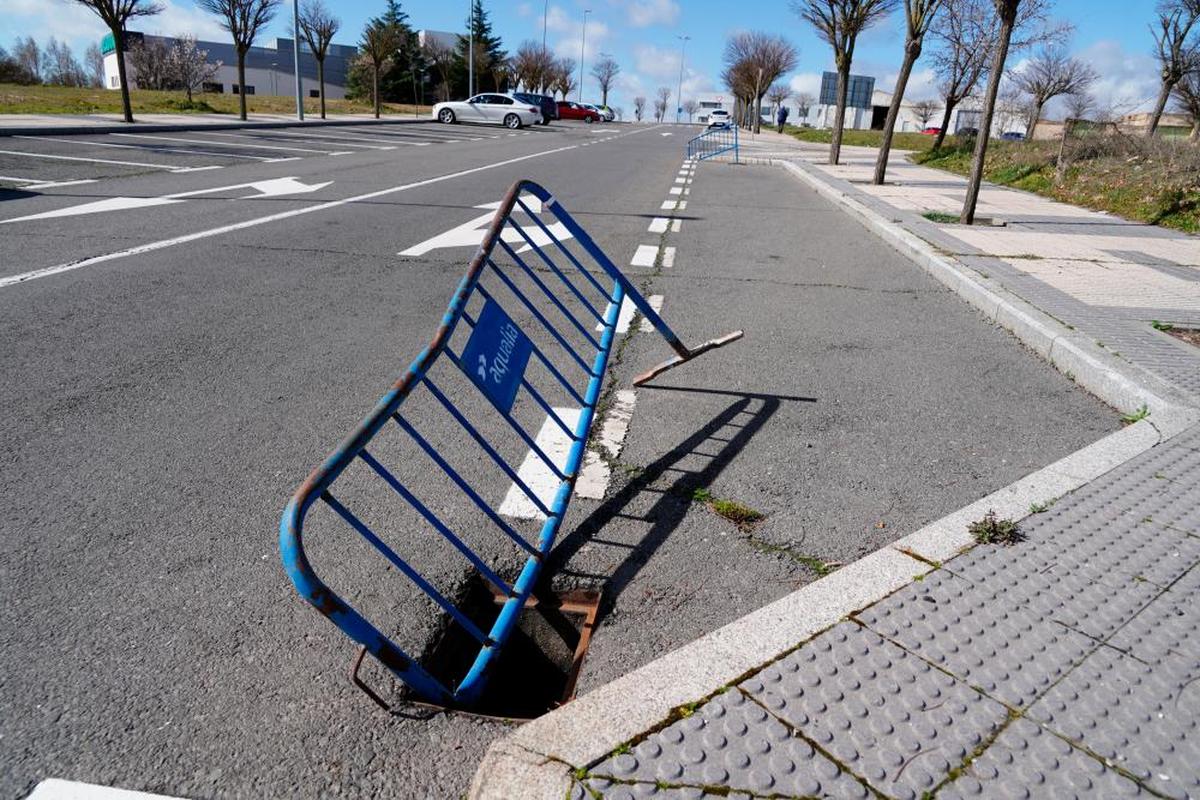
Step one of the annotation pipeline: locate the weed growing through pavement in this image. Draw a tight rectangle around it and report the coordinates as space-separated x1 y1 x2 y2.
969 510 1025 545
1121 405 1150 425
687 487 764 530
922 211 959 224
1152 320 1174 331
1029 499 1055 514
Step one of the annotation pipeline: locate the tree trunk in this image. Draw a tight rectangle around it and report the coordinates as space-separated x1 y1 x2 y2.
932 99 956 149
318 59 326 119
830 65 851 165
237 51 247 121
1027 100 1045 140
602 87 608 105
873 42 920 185
373 64 380 118
113 26 134 123
961 9 1016 225
1146 79 1172 137
754 93 762 135
1191 120 1199 141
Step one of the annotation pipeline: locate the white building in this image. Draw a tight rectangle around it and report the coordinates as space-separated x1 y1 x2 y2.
101 31 356 98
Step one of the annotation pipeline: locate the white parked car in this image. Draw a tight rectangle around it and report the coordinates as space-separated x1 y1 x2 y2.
433 93 543 129
707 109 732 128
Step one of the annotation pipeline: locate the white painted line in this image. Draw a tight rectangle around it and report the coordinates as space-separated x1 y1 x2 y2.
172 165 225 172
498 408 580 520
671 219 682 232
630 244 658 267
235 129 406 147
660 200 676 210
0 148 201 171
575 389 637 500
648 217 669 233
660 132 673 137
14 134 274 162
661 246 676 268
0 175 38 183
639 295 664 332
25 778 189 799
112 133 334 154
676 201 687 210
597 294 664 334
675 177 687 184
669 187 683 195
0 140 584 290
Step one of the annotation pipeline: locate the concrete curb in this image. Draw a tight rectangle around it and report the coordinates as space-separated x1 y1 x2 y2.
468 158 1200 800
0 116 431 137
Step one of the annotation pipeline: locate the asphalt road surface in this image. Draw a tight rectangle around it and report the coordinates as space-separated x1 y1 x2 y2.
0 119 1116 799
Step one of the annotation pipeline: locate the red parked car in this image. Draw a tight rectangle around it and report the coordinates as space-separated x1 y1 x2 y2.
556 101 601 123
921 126 942 135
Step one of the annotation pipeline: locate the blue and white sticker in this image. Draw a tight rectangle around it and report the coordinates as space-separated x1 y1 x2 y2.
461 299 532 413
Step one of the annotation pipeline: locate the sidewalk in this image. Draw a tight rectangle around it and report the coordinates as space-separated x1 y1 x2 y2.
0 111 428 136
472 136 1200 798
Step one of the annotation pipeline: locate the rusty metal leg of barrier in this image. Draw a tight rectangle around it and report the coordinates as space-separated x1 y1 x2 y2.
632 330 745 386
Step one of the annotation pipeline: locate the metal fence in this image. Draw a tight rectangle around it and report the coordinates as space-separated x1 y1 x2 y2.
280 179 741 708
687 124 739 162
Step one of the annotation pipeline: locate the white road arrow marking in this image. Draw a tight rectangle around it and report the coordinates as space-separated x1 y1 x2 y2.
1 177 332 224
397 197 574 257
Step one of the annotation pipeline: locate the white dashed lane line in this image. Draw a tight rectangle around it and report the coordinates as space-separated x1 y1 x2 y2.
25 779 189 799
631 244 658 267
647 217 682 233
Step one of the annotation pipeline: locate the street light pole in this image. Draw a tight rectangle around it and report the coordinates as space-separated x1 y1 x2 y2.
675 34 690 124
542 0 549 55
292 0 303 120
578 9 590 103
468 0 474 97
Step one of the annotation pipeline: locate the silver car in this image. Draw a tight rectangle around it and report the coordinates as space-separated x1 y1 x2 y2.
433 93 543 129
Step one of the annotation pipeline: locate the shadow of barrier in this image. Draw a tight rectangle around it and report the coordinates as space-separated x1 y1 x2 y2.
279 179 742 712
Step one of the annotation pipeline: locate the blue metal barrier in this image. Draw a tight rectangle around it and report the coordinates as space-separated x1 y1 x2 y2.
280 179 742 708
687 124 739 162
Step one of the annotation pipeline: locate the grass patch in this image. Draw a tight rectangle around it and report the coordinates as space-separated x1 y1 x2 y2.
1029 499 1055 514
914 136 1200 234
783 124 945 152
710 498 764 528
1152 320 1174 331
922 210 959 224
1121 404 1150 425
968 510 1024 545
0 82 428 117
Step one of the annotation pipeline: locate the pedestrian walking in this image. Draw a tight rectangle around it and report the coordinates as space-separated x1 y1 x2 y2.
776 105 789 133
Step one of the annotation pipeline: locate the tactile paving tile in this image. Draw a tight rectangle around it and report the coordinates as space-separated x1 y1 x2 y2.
1026 645 1200 799
939 718 1148 798
739 622 1008 800
587 689 870 798
572 778 753 799
1108 565 1200 668
856 567 1096 708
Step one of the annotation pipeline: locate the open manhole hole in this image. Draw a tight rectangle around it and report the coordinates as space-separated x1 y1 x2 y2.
351 575 600 721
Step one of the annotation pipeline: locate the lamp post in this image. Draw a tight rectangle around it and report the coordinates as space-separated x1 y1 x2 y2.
675 34 690 124
542 0 549 55
578 9 590 103
468 0 474 97
292 0 303 120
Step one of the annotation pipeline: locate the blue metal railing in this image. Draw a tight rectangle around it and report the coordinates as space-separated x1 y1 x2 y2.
279 179 742 708
687 123 739 162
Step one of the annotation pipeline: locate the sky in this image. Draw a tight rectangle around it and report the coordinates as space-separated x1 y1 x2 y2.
2 0 1169 117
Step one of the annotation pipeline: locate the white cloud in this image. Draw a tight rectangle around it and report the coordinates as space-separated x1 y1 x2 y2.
789 72 822 98
1 0 232 57
627 0 680 28
517 3 533 17
134 0 230 42
1074 39 1160 115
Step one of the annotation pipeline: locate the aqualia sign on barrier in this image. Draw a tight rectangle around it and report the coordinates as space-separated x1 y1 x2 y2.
462 299 532 414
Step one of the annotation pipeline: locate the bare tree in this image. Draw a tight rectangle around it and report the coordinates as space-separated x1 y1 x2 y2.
69 1 163 122
682 98 700 121
873 0 947 183
422 38 455 102
85 43 105 87
654 86 671 122
794 90 814 121
127 36 172 90
766 82 792 115
168 35 221 103
1063 90 1093 121
590 54 620 106
551 57 577 100
359 17 400 118
12 36 41 83
1147 0 1200 136
512 39 553 93
299 0 340 119
1011 47 1098 138
961 0 1021 224
912 97 940 127
928 0 1063 148
43 38 89 86
993 83 1028 132
634 95 647 121
196 0 280 121
723 32 798 134
1172 67 1200 138
795 0 899 163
